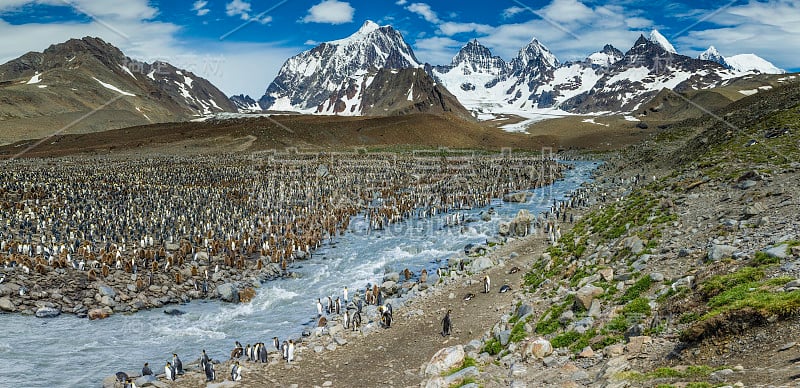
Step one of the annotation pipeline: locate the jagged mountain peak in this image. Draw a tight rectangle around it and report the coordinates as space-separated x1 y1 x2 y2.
512 38 559 74
648 29 678 54
699 46 725 64
260 20 421 111
587 44 624 67
448 39 507 75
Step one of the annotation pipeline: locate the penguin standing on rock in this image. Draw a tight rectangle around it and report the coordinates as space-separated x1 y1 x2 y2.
287 339 295 362
273 337 280 352
172 353 183 375
316 298 323 317
200 349 210 373
204 360 216 382
441 309 452 336
483 275 491 293
165 361 176 381
230 361 243 381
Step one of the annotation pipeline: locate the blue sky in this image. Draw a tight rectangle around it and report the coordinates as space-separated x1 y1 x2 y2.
1 0 798 97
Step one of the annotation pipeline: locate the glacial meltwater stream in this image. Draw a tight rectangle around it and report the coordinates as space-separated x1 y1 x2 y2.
0 161 598 388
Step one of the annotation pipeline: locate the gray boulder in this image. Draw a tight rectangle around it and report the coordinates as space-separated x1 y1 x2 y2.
35 306 61 318
764 244 789 260
503 192 528 203
424 345 465 376
0 297 15 312
97 284 116 298
468 257 494 273
216 283 240 303
708 244 736 261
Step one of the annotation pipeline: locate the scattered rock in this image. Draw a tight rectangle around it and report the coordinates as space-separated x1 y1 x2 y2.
625 336 651 354
423 345 465 376
525 338 553 360
622 236 644 254
578 346 594 358
0 297 16 312
576 285 604 310
598 268 614 282
649 272 665 282
216 283 240 303
708 244 736 261
88 307 113 320
35 307 61 318
710 368 735 383
503 192 528 203
764 244 789 260
468 257 494 273
778 342 796 351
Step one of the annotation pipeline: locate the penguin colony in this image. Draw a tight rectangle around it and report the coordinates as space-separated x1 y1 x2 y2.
0 152 566 315
100 156 606 385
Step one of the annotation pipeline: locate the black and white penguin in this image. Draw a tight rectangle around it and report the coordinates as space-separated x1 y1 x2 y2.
441 309 452 336
281 340 289 360
200 349 210 371
273 337 280 352
244 344 252 361
483 275 491 294
499 285 511 293
164 361 176 381
258 342 268 363
141 363 152 376
172 353 184 375
351 310 362 331
327 296 334 314
230 361 243 381
335 297 341 315
287 339 295 362
204 359 216 382
343 309 350 329
316 298 323 316
508 266 520 274
463 293 475 301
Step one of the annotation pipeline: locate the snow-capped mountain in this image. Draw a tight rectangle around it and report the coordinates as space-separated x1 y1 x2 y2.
259 20 421 111
0 36 236 140
699 46 784 74
649 30 677 54
229 94 260 112
255 22 786 122
586 45 624 67
316 67 473 120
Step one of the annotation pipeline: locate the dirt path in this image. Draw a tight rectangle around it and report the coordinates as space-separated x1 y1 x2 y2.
172 227 561 388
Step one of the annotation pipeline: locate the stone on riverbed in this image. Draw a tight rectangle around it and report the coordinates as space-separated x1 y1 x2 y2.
216 283 240 303
35 307 61 318
423 345 465 376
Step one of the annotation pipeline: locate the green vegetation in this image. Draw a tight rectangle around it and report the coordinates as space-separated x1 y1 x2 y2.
534 296 574 335
678 312 700 324
704 276 800 319
452 377 477 388
699 266 764 298
551 331 581 348
509 317 530 343
617 365 726 384
752 251 780 266
445 356 478 376
619 275 654 303
482 338 502 355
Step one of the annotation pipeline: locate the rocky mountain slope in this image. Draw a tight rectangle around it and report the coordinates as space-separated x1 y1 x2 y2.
0 37 236 143
315 67 474 121
259 20 421 112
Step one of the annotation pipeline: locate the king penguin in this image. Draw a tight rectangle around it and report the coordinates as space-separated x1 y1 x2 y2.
164 361 176 381
230 361 243 381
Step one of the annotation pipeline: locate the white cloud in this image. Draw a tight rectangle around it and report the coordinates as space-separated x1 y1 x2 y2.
439 22 493 36
302 0 354 25
413 36 462 65
395 0 407 5
502 6 524 19
406 3 440 24
304 40 318 45
225 0 271 24
192 0 209 16
226 0 250 20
